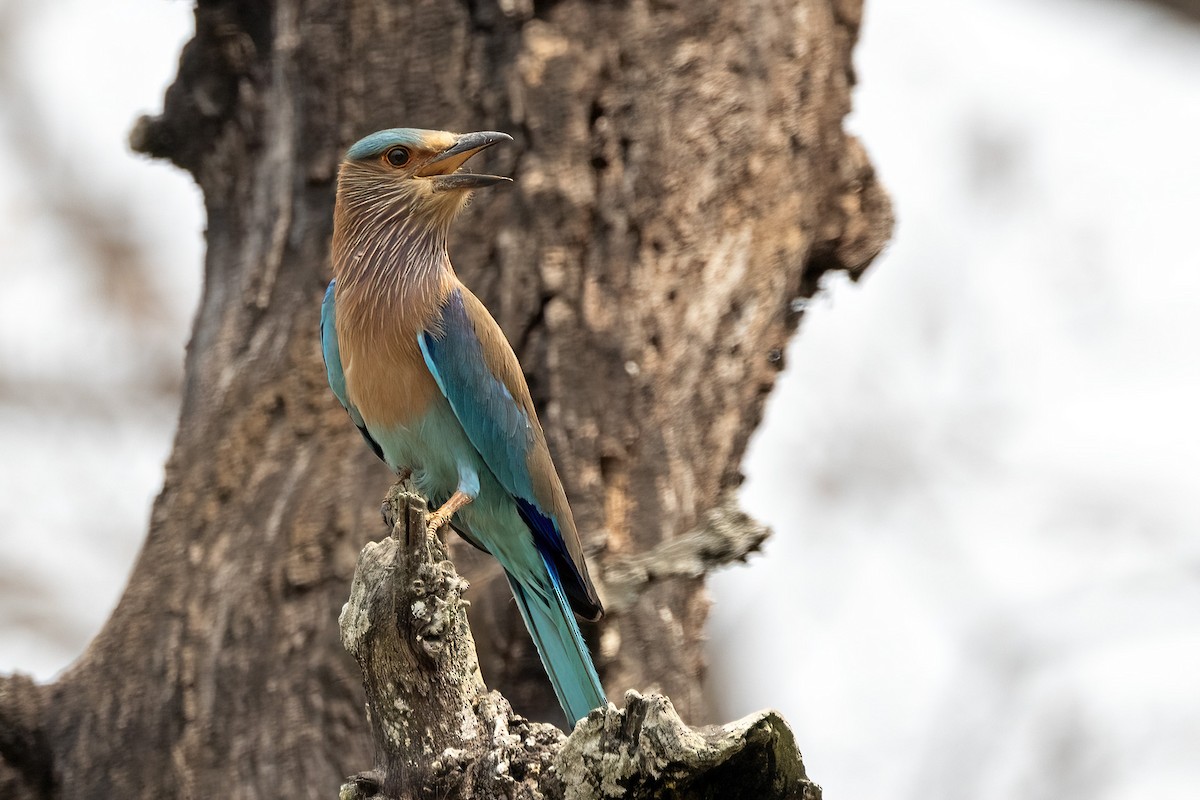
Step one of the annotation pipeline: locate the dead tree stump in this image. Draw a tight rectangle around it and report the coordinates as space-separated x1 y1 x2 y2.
338 487 819 800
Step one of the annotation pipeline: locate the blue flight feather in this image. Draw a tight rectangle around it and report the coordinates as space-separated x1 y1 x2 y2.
514 497 594 616
418 289 538 502
505 555 606 727
419 287 607 724
420 289 596 611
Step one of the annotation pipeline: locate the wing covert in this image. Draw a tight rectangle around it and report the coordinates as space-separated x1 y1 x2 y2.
419 285 602 619
418 287 537 502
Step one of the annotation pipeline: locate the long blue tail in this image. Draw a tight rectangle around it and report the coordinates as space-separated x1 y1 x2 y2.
505 553 607 728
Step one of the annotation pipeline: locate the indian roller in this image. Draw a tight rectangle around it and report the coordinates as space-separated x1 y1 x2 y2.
320 128 607 728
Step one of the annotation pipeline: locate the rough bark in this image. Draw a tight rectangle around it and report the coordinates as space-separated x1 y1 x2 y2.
338 488 818 800
0 0 891 797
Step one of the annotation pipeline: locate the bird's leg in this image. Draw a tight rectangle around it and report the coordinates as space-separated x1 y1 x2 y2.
395 466 413 484
426 491 473 535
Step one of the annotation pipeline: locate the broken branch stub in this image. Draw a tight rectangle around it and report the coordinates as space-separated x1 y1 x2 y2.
340 486 567 799
338 485 820 799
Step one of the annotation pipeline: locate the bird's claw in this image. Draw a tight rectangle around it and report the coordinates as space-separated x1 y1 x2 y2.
424 490 471 537
425 513 449 536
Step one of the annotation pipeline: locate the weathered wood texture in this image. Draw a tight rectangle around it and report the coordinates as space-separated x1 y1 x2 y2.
0 0 890 796
339 488 819 800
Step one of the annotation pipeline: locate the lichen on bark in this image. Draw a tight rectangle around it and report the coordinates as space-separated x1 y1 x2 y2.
340 488 820 800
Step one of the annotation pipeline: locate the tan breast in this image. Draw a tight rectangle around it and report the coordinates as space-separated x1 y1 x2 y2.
335 289 443 430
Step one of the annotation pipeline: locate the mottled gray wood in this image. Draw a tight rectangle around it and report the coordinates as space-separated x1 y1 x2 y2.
339 488 819 800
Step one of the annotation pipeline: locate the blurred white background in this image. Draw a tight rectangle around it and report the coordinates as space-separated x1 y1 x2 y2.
710 0 1200 798
0 0 201 670
1 1 1197 798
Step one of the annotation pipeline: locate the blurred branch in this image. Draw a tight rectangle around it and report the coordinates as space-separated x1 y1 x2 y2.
340 485 814 800
601 492 771 615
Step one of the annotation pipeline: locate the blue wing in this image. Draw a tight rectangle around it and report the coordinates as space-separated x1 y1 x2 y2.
418 287 538 501
321 280 384 462
419 286 601 620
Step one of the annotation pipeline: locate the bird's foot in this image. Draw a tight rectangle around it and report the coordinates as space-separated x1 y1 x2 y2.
425 490 473 536
425 511 451 536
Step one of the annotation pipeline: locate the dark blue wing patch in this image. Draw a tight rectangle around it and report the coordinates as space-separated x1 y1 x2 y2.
516 498 602 621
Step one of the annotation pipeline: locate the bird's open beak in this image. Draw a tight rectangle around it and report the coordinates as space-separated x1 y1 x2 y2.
419 131 513 192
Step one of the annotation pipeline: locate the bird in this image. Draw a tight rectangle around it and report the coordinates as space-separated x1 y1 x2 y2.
320 127 607 728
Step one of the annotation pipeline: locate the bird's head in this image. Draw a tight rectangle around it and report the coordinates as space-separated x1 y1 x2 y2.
337 128 512 228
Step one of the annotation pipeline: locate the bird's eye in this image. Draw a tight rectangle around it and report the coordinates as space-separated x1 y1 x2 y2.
384 147 411 168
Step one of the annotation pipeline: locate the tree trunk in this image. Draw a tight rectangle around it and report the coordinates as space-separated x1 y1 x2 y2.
0 0 891 797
